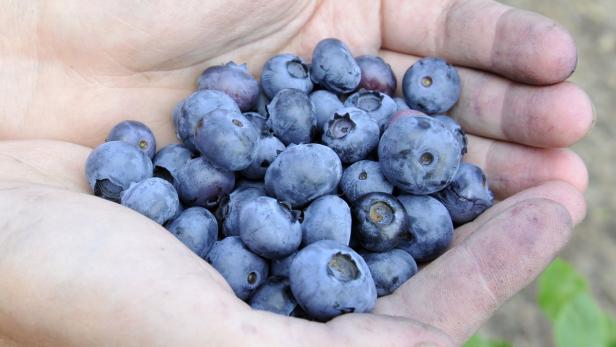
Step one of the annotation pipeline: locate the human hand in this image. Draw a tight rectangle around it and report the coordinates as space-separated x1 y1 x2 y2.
0 0 592 346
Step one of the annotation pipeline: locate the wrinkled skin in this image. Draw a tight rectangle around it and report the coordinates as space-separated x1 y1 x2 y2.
0 0 592 346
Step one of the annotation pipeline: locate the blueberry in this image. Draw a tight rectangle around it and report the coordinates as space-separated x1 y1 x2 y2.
386 108 428 129
310 38 361 94
301 195 351 246
106 120 157 159
85 141 153 202
270 251 296 278
120 177 180 225
344 90 397 131
153 144 194 184
174 157 235 208
234 179 266 191
361 249 418 297
309 90 343 131
254 90 270 118
355 55 397 96
433 115 467 155
260 54 313 99
266 89 316 145
340 160 394 202
397 195 453 262
205 236 269 300
174 90 240 151
432 163 494 225
217 185 266 237
249 277 299 316
289 240 377 321
402 57 461 114
321 107 380 164
239 196 302 259
197 62 259 112
171 202 185 221
394 96 410 112
243 112 269 134
166 207 218 257
378 115 463 194
195 109 260 171
239 134 286 180
265 144 342 207
353 193 408 252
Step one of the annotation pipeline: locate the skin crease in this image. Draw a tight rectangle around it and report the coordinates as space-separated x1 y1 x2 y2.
0 0 592 346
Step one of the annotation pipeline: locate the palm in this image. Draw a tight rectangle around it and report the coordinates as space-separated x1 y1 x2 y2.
0 0 592 346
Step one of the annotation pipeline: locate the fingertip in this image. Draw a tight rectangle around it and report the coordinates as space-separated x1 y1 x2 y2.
545 82 594 147
533 21 578 84
493 9 578 85
540 180 587 226
551 149 589 194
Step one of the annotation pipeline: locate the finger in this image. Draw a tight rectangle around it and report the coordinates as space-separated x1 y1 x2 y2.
247 309 455 347
381 50 594 148
0 140 91 193
0 183 236 346
328 314 455 347
465 134 589 199
453 180 586 246
374 197 573 344
382 0 577 84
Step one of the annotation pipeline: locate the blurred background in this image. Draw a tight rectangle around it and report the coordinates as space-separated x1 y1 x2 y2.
477 0 616 345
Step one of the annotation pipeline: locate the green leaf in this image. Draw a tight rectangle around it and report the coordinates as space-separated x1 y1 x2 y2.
554 292 605 347
463 335 512 347
603 313 616 347
538 258 588 321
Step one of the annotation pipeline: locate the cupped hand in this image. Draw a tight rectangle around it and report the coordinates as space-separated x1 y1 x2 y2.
0 0 592 346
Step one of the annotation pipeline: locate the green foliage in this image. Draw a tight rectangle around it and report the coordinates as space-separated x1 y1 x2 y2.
553 293 605 347
467 258 615 347
538 258 588 321
604 314 616 347
463 335 512 347
538 258 616 347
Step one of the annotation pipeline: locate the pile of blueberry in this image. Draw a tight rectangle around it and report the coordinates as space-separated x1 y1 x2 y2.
85 38 494 321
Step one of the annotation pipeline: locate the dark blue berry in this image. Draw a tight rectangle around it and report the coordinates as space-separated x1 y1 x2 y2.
402 57 461 114
106 120 156 159
85 141 153 202
167 207 218 257
174 157 235 208
289 240 376 321
344 90 397 131
260 54 313 99
266 88 316 146
153 144 193 184
264 144 342 207
397 195 453 262
301 195 351 246
355 55 397 96
321 107 380 164
310 38 361 94
239 197 302 259
432 163 494 225
195 109 260 171
197 62 259 112
174 90 240 151
340 160 394 202
205 236 269 300
120 177 180 224
352 193 408 252
378 115 463 194
361 249 418 296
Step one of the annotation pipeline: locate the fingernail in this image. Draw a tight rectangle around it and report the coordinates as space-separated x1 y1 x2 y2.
590 101 598 129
